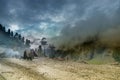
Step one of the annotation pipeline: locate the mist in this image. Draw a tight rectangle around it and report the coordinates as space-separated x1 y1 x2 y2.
50 0 120 49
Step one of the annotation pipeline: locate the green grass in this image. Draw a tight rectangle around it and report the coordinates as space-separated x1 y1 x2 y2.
0 74 6 80
87 55 115 65
88 59 107 65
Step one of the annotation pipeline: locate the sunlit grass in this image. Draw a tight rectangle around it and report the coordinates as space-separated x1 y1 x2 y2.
87 55 115 65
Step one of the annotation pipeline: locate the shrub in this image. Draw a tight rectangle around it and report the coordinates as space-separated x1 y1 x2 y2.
113 49 120 63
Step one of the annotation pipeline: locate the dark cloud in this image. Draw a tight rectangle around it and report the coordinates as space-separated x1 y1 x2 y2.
50 0 120 47
0 0 67 38
0 0 120 47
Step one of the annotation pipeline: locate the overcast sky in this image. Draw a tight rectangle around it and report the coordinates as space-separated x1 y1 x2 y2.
0 0 120 42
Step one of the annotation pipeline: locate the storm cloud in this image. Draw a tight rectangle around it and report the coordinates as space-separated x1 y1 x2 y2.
0 0 120 47
0 0 67 38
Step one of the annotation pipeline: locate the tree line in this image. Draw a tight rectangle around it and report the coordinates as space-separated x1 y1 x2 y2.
0 24 31 47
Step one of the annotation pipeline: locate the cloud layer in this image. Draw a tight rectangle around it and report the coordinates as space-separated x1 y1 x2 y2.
0 0 120 47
